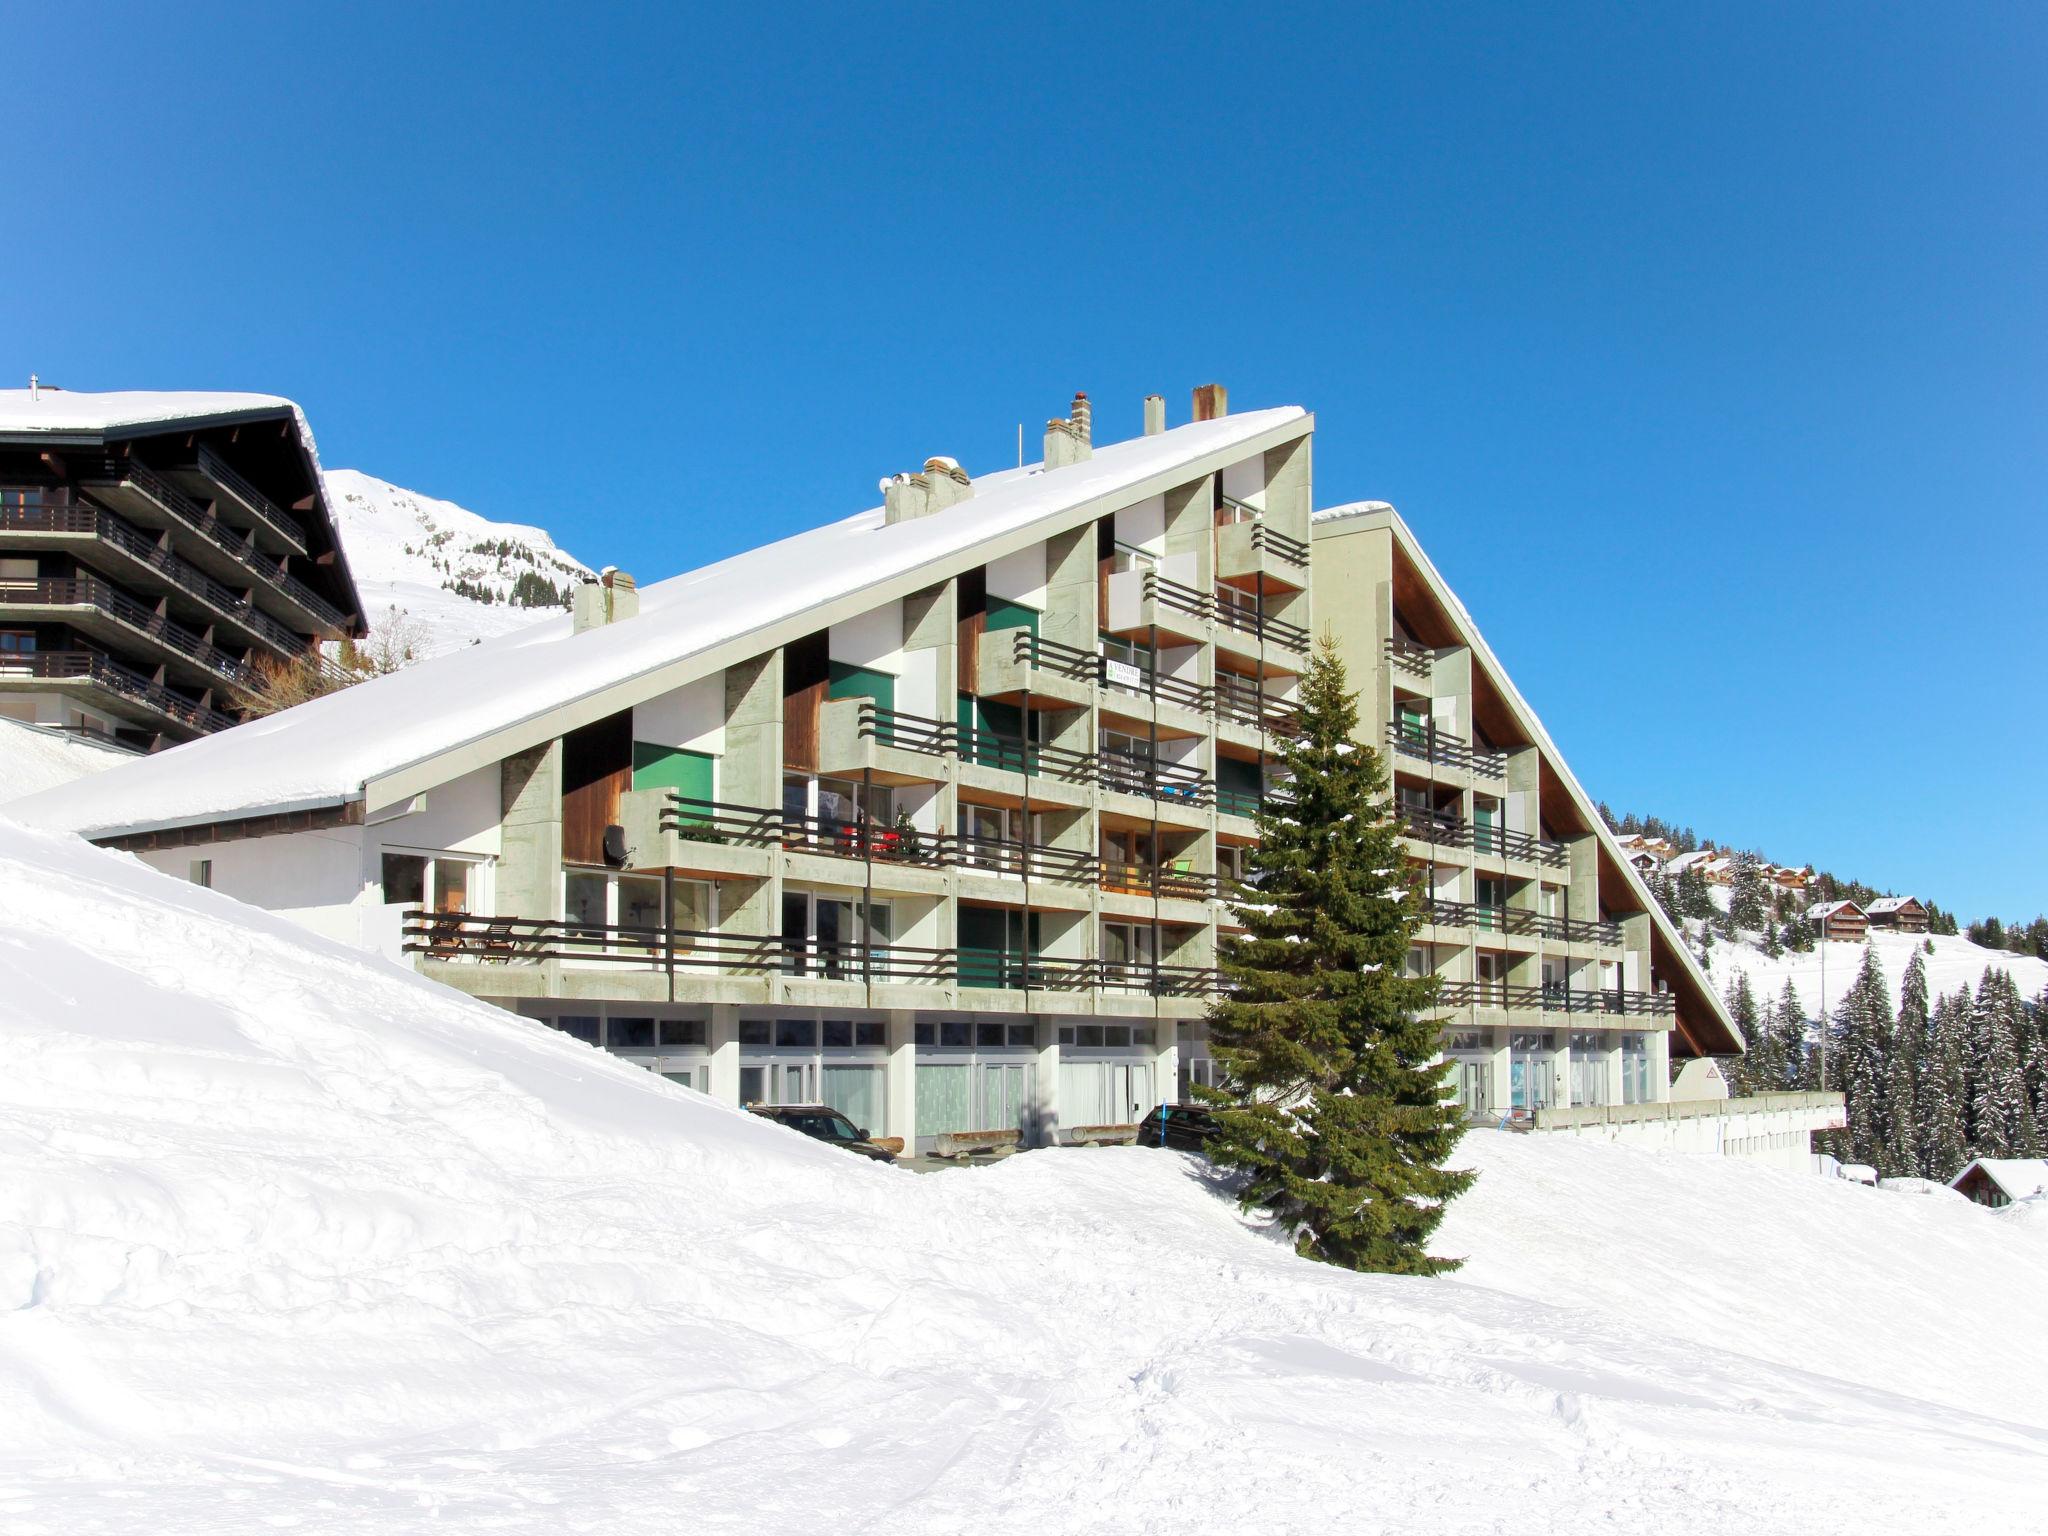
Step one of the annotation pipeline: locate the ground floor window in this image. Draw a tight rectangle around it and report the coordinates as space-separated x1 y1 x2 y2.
384 848 490 913
1569 1032 1608 1106
1446 1029 1493 1111
1510 1032 1556 1111
1621 1033 1652 1104
915 1039 1036 1137
1059 1057 1155 1129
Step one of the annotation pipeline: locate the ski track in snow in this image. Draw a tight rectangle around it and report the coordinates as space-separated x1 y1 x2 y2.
1 817 2045 1533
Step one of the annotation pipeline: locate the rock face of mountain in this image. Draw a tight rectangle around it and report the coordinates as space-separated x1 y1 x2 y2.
323 468 593 657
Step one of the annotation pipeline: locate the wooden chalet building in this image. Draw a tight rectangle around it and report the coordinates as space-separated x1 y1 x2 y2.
1865 896 1929 934
1806 899 1868 943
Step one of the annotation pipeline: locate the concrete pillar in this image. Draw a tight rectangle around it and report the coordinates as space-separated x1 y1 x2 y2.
1650 1026 1673 1104
1487 1028 1512 1115
1151 1019 1179 1111
722 650 783 808
499 740 562 919
885 1009 918 1148
1035 1016 1062 1147
707 1004 741 1105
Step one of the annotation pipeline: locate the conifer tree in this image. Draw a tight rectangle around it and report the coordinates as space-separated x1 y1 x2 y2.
1723 973 1765 1095
1728 854 1771 935
1834 950 1892 1166
1205 637 1473 1276
1920 991 1971 1180
1971 972 2037 1157
1776 982 1813 1092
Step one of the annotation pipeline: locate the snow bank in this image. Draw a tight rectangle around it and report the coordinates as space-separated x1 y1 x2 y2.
0 719 136 803
3 818 2045 1534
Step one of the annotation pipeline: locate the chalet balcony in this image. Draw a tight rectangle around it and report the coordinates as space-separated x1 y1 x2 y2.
403 909 1225 999
1387 719 1507 780
853 704 1216 809
0 502 309 657
0 649 236 738
181 443 308 556
1433 979 1674 1018
80 457 350 637
1420 898 1623 946
1000 629 1301 740
0 577 255 692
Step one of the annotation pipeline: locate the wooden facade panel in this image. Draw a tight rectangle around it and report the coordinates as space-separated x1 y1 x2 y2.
562 709 632 865
783 680 823 771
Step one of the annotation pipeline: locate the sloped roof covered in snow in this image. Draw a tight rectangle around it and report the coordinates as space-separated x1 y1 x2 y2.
1952 1159 2048 1202
1866 896 1922 915
1806 900 1864 920
11 407 1311 839
0 387 306 440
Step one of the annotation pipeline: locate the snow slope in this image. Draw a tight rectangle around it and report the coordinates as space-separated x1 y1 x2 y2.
323 469 593 657
1708 926 2048 1011
0 719 137 802
3 817 2045 1534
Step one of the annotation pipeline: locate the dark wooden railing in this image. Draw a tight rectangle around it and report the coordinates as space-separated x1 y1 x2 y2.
1 502 309 654
1384 636 1433 677
1421 900 1623 946
1397 807 1567 867
405 910 1225 996
1434 979 1674 1016
193 443 307 553
0 649 236 733
2 577 256 688
1249 522 1310 568
1009 630 1299 736
857 704 1216 806
1386 719 1507 779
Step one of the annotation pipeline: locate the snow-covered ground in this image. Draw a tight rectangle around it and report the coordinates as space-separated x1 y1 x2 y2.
3 816 2045 1534
0 719 137 802
323 469 592 657
1707 925 2048 1011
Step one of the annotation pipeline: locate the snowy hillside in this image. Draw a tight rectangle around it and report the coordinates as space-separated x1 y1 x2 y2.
3 818 2045 1532
323 468 592 656
0 718 137 802
1710 925 2048 1013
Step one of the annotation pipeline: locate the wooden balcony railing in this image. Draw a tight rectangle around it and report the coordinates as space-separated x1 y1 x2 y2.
0 649 236 734
2 577 256 689
1009 630 1300 737
1421 899 1623 946
1384 636 1433 677
1433 979 1675 1017
856 704 1216 807
1386 719 1507 779
404 910 1225 997
1398 807 1567 867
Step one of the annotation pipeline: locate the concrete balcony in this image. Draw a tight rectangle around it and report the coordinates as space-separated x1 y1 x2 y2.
1215 517 1311 594
0 650 235 740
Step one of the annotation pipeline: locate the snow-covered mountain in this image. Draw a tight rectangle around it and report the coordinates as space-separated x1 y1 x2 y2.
322 468 593 657
3 812 2045 1532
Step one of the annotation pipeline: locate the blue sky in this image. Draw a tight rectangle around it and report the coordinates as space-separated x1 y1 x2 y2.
7 3 2044 917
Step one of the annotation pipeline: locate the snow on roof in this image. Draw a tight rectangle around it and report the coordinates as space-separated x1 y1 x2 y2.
0 387 301 437
1806 900 1862 920
10 408 1308 839
0 719 139 802
1952 1159 2048 1202
1866 896 1920 914
1664 850 1714 873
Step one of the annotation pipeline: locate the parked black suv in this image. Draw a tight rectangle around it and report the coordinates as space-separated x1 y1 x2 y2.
1136 1103 1221 1154
749 1104 898 1163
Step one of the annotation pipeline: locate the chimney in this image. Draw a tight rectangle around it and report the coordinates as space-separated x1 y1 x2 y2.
1192 383 1228 421
572 567 639 632
1043 390 1094 470
1142 394 1165 435
882 457 972 524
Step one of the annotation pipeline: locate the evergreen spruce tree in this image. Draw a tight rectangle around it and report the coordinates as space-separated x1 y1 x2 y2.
1723 973 1765 1095
1777 982 1814 1092
1833 950 1892 1166
1920 991 1971 1180
1205 638 1473 1276
1727 854 1770 936
1970 972 2037 1157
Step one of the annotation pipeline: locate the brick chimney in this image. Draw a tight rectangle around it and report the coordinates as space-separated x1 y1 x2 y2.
1192 383 1228 421
1044 391 1093 469
883 456 973 523
1143 394 1165 435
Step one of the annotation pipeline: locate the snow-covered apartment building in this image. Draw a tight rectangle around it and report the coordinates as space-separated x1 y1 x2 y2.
18 386 1768 1154
0 388 364 749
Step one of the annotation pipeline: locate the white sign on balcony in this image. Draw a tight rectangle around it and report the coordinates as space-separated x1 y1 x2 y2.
1103 659 1144 691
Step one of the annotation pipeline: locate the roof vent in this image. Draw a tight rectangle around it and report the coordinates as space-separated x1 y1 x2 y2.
1193 383 1228 421
1143 394 1165 435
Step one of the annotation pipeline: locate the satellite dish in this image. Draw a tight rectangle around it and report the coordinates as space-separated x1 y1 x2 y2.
602 825 630 867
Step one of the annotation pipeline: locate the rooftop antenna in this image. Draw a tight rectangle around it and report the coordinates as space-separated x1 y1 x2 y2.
1016 422 1023 468
29 374 39 401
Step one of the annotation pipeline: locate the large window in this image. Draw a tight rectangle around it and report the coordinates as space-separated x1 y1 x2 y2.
563 870 714 959
382 850 487 913
1621 1033 1652 1105
779 891 891 978
1510 1032 1557 1111
1569 1032 1608 1106
740 1013 888 1120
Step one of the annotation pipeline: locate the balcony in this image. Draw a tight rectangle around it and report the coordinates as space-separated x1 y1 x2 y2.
80 457 349 636
0 577 255 692
0 649 236 738
1384 636 1434 679
1433 980 1675 1017
1421 899 1623 946
184 443 308 556
1387 719 1506 780
1399 807 1568 867
853 704 1216 809
1 502 310 657
1215 515 1311 591
404 909 1225 999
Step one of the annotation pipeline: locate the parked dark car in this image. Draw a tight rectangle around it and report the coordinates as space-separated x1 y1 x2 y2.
1137 1103 1221 1154
749 1104 898 1163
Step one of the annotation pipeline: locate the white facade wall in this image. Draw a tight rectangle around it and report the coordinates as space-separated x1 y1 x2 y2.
827 601 903 670
984 544 1046 609
140 827 367 949
634 673 726 758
